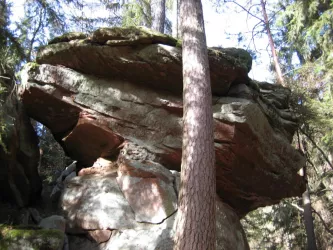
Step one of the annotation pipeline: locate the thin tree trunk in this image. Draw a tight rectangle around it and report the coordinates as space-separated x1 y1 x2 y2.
300 167 318 250
260 0 285 86
176 0 180 38
297 131 318 250
173 0 216 248
151 0 166 33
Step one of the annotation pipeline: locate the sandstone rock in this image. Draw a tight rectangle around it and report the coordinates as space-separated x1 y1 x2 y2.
216 198 249 250
60 158 248 249
39 215 66 232
0 95 42 207
97 197 248 250
35 27 250 96
51 162 77 202
86 229 112 243
48 32 87 45
78 157 117 176
60 173 140 232
102 213 176 250
117 159 177 223
19 26 305 216
91 26 178 46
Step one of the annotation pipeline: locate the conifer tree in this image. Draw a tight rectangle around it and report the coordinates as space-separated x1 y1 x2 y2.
174 0 216 248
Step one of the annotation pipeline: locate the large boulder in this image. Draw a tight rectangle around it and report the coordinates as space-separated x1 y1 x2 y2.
36 26 251 96
60 157 249 250
19 26 305 216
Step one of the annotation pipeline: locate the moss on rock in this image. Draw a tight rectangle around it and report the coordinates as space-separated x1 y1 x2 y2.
91 26 177 46
0 224 65 250
209 47 252 72
48 32 87 45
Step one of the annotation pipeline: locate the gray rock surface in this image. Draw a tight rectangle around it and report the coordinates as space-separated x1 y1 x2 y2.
61 173 140 232
39 215 66 232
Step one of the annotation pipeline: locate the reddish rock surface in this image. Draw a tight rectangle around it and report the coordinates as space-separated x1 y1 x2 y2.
19 27 305 216
86 229 112 243
117 158 177 223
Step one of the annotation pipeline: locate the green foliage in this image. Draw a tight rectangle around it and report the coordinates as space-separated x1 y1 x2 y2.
122 0 152 27
34 123 71 184
243 200 306 249
0 224 65 250
243 1 333 248
122 0 173 34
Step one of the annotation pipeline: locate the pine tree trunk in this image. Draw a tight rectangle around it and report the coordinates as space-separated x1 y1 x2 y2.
174 0 216 248
260 0 285 86
301 167 318 250
151 0 166 33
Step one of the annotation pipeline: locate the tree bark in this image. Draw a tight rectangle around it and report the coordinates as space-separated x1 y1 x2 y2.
260 0 285 86
151 0 166 33
174 0 216 248
300 167 318 250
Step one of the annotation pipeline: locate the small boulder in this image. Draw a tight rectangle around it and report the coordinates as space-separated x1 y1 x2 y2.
39 215 66 233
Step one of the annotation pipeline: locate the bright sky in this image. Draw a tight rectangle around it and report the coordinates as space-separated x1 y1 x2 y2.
201 0 274 82
11 0 274 82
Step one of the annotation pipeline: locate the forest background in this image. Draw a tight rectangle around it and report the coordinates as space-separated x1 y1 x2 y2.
0 0 332 249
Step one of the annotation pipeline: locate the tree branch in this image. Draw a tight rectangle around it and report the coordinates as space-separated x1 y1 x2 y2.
312 208 333 236
300 128 333 170
224 0 264 22
285 201 304 212
0 75 10 80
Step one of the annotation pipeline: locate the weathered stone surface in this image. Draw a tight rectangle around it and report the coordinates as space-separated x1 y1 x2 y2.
117 159 177 223
86 229 112 243
0 95 42 207
78 157 118 176
35 27 250 96
54 138 247 249
68 235 100 250
20 61 305 216
51 162 76 202
216 198 249 250
60 173 140 232
91 26 178 46
0 224 65 250
48 32 87 45
97 197 248 250
39 215 66 232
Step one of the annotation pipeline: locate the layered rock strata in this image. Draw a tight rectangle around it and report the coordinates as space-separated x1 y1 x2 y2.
19 26 305 218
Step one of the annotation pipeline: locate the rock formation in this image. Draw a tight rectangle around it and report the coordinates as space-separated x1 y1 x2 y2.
0 93 42 207
16 26 306 249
